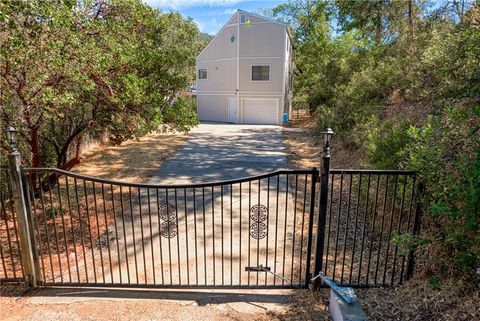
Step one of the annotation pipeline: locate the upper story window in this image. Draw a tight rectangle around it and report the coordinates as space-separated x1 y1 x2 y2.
251 65 270 81
240 14 250 24
198 69 207 80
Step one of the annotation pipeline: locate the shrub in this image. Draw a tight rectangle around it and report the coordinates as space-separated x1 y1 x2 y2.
402 105 480 279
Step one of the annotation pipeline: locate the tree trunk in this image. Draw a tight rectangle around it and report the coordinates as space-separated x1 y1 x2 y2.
30 128 41 167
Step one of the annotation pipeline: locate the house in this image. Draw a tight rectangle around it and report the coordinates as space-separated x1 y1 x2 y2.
196 10 293 125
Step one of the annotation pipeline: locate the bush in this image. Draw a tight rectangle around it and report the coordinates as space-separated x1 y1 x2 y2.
402 105 480 279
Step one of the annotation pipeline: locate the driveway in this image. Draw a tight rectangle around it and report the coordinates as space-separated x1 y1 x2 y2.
148 123 287 185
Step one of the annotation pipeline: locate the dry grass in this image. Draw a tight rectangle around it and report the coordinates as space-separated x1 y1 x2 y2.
72 131 189 182
257 289 331 321
284 111 366 170
282 110 480 321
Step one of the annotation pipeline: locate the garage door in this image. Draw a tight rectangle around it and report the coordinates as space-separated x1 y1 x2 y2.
242 98 278 125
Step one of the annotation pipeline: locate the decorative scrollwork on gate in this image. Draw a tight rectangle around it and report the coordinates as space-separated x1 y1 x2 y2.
160 221 178 238
249 204 268 239
158 201 177 222
250 204 268 222
250 222 268 239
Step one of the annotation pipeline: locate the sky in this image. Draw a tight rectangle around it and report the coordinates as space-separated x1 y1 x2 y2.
144 0 284 35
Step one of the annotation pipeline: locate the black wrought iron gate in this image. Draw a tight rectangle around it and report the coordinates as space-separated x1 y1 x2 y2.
1 164 423 289
20 168 320 288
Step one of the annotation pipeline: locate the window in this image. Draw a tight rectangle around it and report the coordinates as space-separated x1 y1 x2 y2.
240 14 250 24
198 69 207 80
251 65 270 81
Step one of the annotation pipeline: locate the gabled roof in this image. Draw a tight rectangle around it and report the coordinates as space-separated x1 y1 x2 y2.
236 9 288 27
196 9 288 61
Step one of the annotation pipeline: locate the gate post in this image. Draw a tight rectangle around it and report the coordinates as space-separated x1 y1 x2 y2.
4 126 39 287
312 128 333 290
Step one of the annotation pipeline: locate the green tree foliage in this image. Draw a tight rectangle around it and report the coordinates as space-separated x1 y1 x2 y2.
1 0 203 167
273 0 479 280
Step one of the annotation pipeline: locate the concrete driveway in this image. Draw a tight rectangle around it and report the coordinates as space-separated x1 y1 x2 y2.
148 123 287 185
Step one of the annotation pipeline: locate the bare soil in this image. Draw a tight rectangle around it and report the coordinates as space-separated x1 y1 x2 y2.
72 131 189 182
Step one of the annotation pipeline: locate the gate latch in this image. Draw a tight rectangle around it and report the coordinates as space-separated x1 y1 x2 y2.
245 265 271 272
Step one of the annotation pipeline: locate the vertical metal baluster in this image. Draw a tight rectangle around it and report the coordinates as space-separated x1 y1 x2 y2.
155 188 163 285
130 187 139 284
174 188 181 285
28 175 44 282
401 175 416 283
119 187 130 284
247 181 251 286
147 188 156 285
298 174 308 285
2 185 17 278
349 174 362 284
0 191 9 277
211 186 215 286
238 183 242 286
66 177 80 283
290 175 298 283
40 177 55 282
192 188 198 286
383 175 398 286
357 174 371 285
332 174 344 282
57 177 71 283
221 185 224 286
305 169 318 288
202 187 207 285
109 185 121 284
47 177 63 283
138 187 146 284
73 178 88 283
265 177 271 285
91 182 105 284
230 184 233 286
256 179 261 286
165 189 173 285
391 175 408 286
366 175 380 285
273 176 279 286
83 180 96 283
101 184 113 283
0 233 6 278
282 174 289 285
6 172 24 278
340 174 353 284
324 174 335 278
375 175 389 284
184 188 189 286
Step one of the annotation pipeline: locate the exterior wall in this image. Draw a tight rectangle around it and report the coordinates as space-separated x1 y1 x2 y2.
196 59 236 92
196 11 289 125
197 24 237 62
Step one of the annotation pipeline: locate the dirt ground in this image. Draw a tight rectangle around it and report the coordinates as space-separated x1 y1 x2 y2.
72 131 190 182
0 284 332 321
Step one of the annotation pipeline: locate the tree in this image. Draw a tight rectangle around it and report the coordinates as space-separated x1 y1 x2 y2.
0 0 202 168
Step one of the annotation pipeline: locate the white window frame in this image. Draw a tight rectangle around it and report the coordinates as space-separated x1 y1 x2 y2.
250 65 271 82
198 68 208 80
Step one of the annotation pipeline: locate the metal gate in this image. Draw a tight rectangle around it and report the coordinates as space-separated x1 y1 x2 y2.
21 168 318 288
1 128 423 289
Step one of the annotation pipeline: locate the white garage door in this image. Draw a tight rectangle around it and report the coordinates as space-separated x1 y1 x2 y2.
242 98 279 125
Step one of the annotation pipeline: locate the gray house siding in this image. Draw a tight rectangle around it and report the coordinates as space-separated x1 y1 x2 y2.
196 10 291 125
